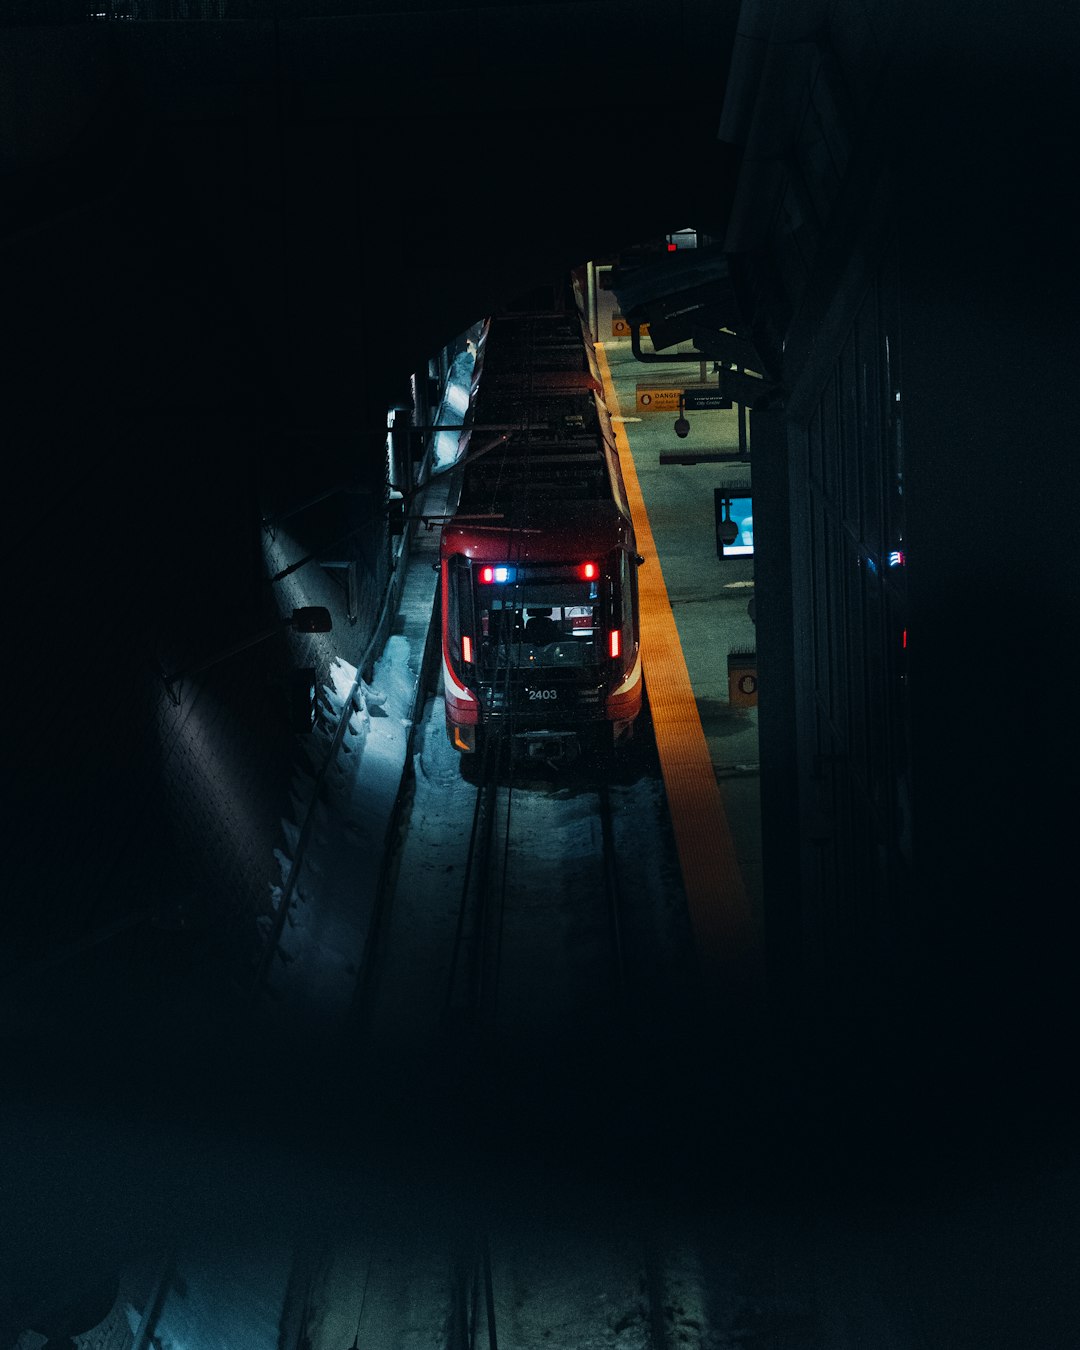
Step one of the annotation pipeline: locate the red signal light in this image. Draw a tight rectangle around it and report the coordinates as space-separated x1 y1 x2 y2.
480 567 493 583
667 242 677 252
580 561 598 580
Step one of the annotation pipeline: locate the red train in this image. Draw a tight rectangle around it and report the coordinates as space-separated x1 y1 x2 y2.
439 280 643 765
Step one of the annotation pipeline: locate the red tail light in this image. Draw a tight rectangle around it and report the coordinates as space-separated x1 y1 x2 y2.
609 630 620 659
462 635 473 663
580 561 598 580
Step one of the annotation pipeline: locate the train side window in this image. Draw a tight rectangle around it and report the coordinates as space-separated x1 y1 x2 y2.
619 551 635 657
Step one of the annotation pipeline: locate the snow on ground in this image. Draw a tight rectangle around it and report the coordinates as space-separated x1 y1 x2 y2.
141 1245 293 1350
255 635 421 1037
357 695 476 1076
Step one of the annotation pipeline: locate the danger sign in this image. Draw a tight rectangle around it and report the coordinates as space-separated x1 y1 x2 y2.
612 314 650 337
635 386 683 413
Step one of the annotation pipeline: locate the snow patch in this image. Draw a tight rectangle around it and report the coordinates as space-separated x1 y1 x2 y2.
328 657 359 704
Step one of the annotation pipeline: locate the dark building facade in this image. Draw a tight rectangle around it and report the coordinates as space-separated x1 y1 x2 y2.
725 7 1080 1120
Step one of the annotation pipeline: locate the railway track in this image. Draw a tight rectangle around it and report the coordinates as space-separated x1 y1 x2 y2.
314 623 710 1350
83 670 759 1350
438 729 635 1057
448 1234 499 1350
441 727 512 1036
354 678 659 1057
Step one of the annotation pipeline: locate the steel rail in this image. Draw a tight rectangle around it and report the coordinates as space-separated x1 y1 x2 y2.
442 726 504 1027
347 584 442 1038
441 530 529 1029
642 1239 670 1350
448 1235 499 1350
596 780 628 997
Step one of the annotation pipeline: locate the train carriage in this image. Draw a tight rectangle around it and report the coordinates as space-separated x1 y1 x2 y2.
439 279 643 765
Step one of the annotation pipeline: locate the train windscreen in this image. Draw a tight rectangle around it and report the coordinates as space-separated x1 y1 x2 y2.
479 578 602 671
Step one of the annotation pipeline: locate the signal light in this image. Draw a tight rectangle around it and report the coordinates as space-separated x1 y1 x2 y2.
580 561 598 580
479 565 514 583
609 630 620 659
462 635 473 663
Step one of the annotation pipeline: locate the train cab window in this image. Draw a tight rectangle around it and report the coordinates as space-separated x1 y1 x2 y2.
477 575 602 670
523 610 561 645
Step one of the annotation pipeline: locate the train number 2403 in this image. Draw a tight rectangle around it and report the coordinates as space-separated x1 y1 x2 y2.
527 688 558 701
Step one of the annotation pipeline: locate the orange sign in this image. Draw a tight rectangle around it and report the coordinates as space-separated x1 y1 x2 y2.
612 314 650 337
635 386 683 413
727 656 758 707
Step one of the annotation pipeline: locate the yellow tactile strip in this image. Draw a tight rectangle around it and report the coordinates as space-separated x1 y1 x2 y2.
595 342 755 967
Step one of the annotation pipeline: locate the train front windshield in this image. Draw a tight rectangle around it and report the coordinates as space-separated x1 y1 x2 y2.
481 581 600 670
449 560 610 673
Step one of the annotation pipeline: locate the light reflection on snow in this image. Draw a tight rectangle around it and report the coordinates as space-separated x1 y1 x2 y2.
259 633 420 1031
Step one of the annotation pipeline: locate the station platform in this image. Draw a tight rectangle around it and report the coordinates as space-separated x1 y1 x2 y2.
593 282 764 958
